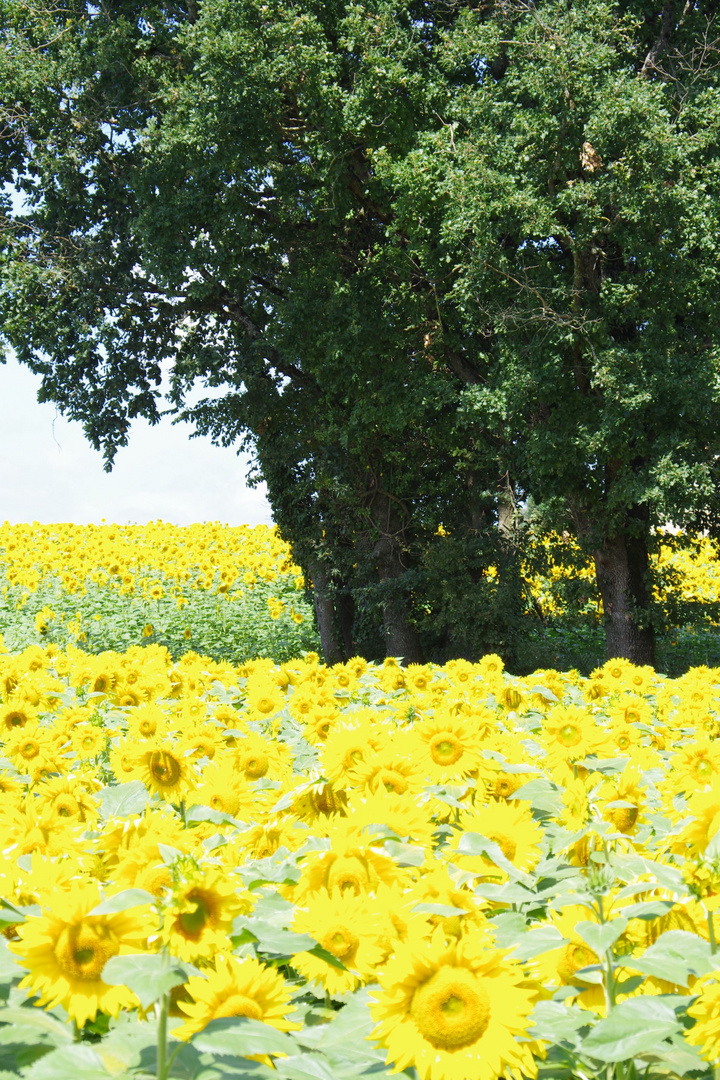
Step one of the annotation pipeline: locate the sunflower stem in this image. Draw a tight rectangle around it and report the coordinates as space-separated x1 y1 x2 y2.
157 991 169 1080
708 909 717 954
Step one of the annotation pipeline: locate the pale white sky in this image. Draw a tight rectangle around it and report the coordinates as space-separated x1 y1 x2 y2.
0 355 274 526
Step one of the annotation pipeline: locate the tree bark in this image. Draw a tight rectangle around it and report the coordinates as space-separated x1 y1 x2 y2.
374 536 425 664
307 560 345 666
592 529 656 666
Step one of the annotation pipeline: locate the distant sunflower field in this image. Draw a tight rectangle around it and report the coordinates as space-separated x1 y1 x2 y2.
0 522 318 662
1 523 720 1079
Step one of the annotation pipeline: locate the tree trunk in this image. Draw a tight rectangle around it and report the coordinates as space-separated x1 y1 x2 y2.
307 560 344 666
592 530 655 666
336 590 355 659
374 536 424 664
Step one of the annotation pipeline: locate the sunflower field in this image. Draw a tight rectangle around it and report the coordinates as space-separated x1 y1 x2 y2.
0 523 318 662
0 639 720 1080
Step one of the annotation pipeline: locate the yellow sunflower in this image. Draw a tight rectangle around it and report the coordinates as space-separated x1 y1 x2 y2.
685 976 720 1064
447 800 543 881
70 723 107 761
233 731 291 783
412 714 483 783
541 704 611 767
136 740 196 801
125 704 170 742
370 926 539 1080
292 890 387 995
175 953 299 1042
0 701 38 734
160 864 247 962
670 738 720 796
293 821 411 900
351 750 424 798
186 758 260 820
319 718 389 785
9 880 154 1027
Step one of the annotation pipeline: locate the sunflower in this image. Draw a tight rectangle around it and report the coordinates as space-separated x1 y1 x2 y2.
125 704 170 742
33 775 100 826
292 890 387 995
596 763 647 835
412 714 483 783
675 781 720 855
9 880 154 1027
136 740 196 801
670 739 720 796
534 904 606 1013
186 758 259 820
343 788 435 848
233 731 291 783
4 720 60 779
370 926 539 1080
0 701 37 734
541 704 610 767
175 953 299 1043
409 864 489 942
71 723 107 761
160 864 247 962
685 976 720 1064
351 750 424 798
447 800 543 881
245 675 284 718
293 821 411 900
319 718 389 785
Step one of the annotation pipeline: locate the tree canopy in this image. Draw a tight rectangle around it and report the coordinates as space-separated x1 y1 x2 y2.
2 0 720 666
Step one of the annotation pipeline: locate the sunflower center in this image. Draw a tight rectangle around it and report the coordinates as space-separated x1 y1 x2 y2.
430 735 463 766
54 794 80 818
348 750 364 765
557 942 596 984
327 855 372 895
411 966 491 1049
487 831 517 862
210 791 240 817
54 921 118 981
379 769 408 795
178 891 214 939
695 758 714 781
241 752 269 779
150 750 181 787
494 776 518 799
215 994 264 1021
321 923 359 960
7 713 26 728
19 739 40 759
610 806 639 833
559 724 580 747
617 734 630 750
255 697 275 715
139 719 156 736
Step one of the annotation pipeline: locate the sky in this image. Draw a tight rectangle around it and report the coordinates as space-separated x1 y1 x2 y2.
0 355 274 526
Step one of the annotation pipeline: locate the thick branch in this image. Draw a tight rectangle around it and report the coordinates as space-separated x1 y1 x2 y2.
442 345 484 385
641 0 678 75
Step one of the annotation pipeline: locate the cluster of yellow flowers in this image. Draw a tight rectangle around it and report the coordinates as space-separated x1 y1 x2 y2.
2 644 720 1078
525 530 720 619
0 521 304 601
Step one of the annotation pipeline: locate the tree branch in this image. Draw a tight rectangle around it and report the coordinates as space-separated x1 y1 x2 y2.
641 0 678 76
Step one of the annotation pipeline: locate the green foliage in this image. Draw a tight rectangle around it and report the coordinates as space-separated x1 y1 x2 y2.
0 573 318 665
